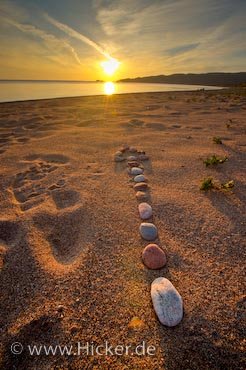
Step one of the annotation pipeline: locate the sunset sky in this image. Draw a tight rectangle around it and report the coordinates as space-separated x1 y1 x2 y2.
0 0 245 81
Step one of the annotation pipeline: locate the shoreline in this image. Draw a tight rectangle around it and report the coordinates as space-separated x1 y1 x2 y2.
0 86 225 105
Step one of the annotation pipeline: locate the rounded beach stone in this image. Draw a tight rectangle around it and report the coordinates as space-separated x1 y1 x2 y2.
139 222 157 240
134 174 146 182
129 146 137 153
136 191 148 201
138 202 152 219
131 167 143 176
128 161 141 168
127 155 137 161
139 154 149 161
151 277 183 327
134 182 148 191
142 244 166 269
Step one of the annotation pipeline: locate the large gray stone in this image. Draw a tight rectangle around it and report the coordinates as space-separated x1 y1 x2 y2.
151 277 183 327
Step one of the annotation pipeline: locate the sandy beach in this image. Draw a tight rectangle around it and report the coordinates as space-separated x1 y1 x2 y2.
0 89 245 369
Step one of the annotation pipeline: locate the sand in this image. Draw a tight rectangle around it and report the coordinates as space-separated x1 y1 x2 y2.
0 89 245 369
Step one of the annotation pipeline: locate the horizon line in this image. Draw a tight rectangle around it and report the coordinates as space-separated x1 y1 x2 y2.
1 71 246 84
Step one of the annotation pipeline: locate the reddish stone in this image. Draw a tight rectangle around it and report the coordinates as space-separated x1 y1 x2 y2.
142 244 166 269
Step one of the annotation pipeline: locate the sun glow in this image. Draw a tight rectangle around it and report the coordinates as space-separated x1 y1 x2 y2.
104 82 115 95
101 58 120 76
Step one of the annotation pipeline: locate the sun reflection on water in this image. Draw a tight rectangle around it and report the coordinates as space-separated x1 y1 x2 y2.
104 82 116 95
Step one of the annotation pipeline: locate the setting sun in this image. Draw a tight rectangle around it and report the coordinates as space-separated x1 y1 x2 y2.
104 81 116 95
101 58 120 76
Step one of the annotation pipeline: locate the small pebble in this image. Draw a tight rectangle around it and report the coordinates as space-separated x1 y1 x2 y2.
136 191 148 201
128 161 141 168
151 278 183 327
134 182 148 191
57 305 65 312
142 244 166 269
128 317 144 330
127 155 137 161
131 167 143 176
139 222 158 240
139 154 149 161
138 202 152 219
134 174 146 182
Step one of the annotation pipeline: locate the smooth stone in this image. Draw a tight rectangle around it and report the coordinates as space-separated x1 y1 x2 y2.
139 222 157 240
134 174 146 182
142 244 166 269
115 151 123 156
129 147 137 153
128 161 141 168
131 167 143 176
139 154 149 161
136 191 148 201
138 202 152 219
134 182 148 191
127 155 137 161
151 278 183 327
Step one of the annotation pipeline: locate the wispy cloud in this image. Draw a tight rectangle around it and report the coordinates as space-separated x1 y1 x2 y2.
165 43 200 57
0 1 83 67
2 17 82 66
94 0 246 74
44 14 112 59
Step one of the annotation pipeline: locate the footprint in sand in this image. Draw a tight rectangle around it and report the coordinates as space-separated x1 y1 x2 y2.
145 122 165 131
127 119 145 128
33 204 91 264
11 155 70 211
51 188 80 209
0 132 15 155
3 315 62 369
0 220 21 269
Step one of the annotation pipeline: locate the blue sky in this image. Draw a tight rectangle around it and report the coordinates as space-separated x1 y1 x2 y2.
0 0 245 80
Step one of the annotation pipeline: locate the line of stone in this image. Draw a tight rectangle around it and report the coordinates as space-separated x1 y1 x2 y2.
114 145 183 327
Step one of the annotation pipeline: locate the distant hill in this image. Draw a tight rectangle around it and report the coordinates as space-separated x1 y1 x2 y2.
118 72 246 87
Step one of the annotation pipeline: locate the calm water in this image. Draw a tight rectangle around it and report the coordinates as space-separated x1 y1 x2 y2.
0 81 221 103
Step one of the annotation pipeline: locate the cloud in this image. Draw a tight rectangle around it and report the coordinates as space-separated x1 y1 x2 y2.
0 1 83 67
165 43 200 56
2 17 82 66
44 13 112 59
94 0 246 74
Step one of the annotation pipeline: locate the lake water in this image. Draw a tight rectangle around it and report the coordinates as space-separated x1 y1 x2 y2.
0 81 221 103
